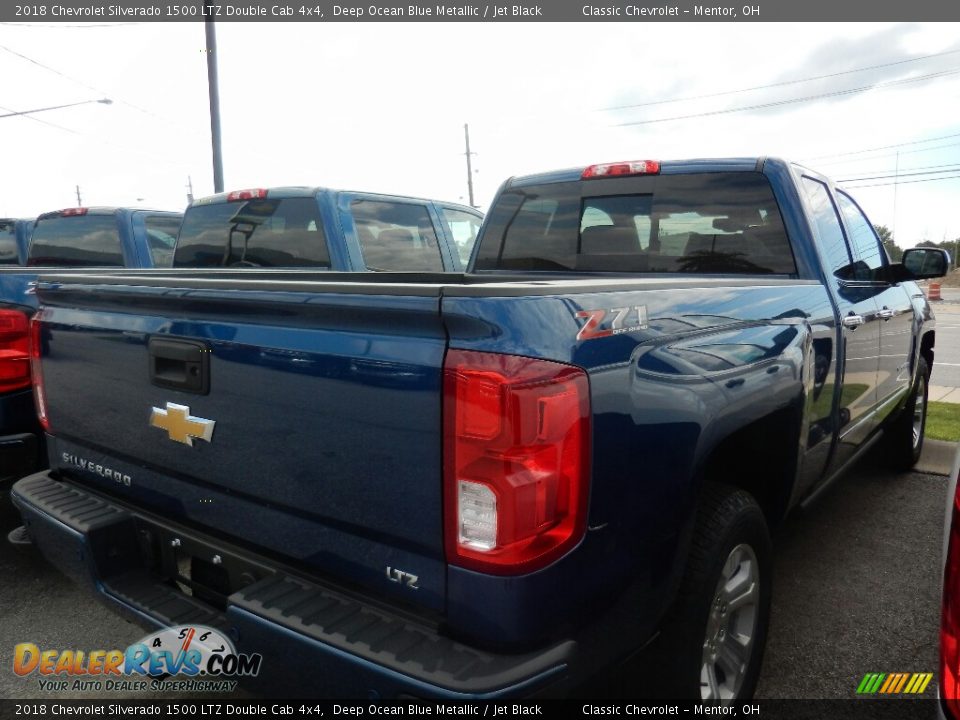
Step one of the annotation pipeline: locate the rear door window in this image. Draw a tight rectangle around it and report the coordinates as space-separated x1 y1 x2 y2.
0 220 20 265
474 172 796 274
350 200 444 271
144 215 182 268
440 207 483 266
174 197 329 268
28 214 123 267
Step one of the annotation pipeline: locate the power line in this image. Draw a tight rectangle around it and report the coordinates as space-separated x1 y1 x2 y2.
810 141 960 167
0 42 192 131
601 47 960 113
614 68 960 127
840 174 960 189
0 103 79 134
834 161 960 177
803 131 960 161
837 167 960 182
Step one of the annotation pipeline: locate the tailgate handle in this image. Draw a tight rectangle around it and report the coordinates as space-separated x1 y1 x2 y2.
148 338 210 394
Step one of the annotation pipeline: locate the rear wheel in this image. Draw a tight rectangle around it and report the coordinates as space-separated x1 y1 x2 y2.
657 484 772 701
888 357 929 471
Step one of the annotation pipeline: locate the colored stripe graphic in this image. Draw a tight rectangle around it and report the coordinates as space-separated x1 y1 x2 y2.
879 674 895 693
857 673 886 694
856 672 933 694
912 673 933 694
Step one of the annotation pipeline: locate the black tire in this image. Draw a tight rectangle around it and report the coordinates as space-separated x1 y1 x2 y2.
888 357 929 471
655 483 772 701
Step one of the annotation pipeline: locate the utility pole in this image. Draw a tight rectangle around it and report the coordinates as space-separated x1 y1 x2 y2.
186 176 195 205
205 19 225 193
463 123 476 208
75 185 82 206
892 150 899 241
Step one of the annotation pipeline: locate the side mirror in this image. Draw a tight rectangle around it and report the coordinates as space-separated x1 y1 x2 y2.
901 247 950 280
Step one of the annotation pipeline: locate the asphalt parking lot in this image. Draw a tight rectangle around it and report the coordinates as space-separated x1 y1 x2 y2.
757 451 947 699
0 442 951 701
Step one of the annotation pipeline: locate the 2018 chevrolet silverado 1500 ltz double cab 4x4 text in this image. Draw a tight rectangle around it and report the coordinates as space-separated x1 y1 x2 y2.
176 187 483 272
11 158 949 700
0 207 182 486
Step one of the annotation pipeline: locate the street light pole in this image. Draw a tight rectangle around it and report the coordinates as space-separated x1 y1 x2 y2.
0 98 112 119
205 19 225 194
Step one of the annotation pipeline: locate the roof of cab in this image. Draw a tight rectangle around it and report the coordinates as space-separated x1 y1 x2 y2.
190 187 481 216
37 207 181 219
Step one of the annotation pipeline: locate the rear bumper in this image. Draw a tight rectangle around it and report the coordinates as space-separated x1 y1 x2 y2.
11 472 576 698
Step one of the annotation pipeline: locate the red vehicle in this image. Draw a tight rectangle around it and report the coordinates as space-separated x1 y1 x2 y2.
941 445 960 717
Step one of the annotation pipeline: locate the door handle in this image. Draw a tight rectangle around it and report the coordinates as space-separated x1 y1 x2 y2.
842 314 865 329
878 307 894 320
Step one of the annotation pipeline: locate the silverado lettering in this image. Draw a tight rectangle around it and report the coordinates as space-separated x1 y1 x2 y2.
60 453 131 486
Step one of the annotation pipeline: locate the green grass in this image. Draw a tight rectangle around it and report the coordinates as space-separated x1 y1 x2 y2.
926 401 960 442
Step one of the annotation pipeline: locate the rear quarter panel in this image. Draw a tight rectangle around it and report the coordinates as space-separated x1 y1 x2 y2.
442 279 834 645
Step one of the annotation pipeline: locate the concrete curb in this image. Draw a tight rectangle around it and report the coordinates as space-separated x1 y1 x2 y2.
916 438 958 476
930 385 960 403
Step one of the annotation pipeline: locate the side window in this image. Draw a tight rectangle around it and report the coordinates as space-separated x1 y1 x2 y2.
144 215 182 268
801 177 852 278
836 192 885 279
350 200 444 272
440 207 482 267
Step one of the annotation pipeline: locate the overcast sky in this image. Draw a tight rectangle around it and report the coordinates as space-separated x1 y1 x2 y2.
2 21 958 247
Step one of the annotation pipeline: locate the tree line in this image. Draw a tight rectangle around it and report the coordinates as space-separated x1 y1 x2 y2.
874 224 960 268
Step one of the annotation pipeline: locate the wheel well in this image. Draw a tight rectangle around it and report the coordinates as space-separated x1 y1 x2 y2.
700 404 801 529
920 331 934 378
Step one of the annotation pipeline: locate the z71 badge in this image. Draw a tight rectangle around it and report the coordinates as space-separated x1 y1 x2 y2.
576 305 649 341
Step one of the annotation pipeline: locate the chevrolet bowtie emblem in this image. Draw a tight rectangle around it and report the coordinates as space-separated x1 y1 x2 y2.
149 403 216 446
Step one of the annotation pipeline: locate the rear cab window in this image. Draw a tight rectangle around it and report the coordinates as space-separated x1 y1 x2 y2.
0 220 21 265
350 199 444 271
474 172 796 275
28 213 123 267
144 214 182 268
174 197 330 268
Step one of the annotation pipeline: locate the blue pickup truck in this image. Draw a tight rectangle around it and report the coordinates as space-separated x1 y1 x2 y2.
0 207 182 486
11 158 949 700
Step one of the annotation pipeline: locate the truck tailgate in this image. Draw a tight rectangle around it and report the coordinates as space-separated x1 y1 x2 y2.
36 278 448 611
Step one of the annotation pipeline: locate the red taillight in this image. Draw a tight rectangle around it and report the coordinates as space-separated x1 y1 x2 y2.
0 309 31 394
943 470 960 716
443 349 590 575
60 207 88 216
29 313 48 432
226 189 268 202
581 160 660 179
